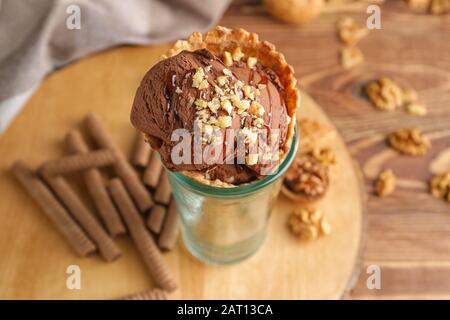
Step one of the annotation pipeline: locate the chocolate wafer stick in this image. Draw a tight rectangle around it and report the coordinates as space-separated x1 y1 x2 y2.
39 149 116 176
118 288 167 300
43 175 121 262
143 151 163 189
158 199 180 251
131 132 151 168
154 171 171 205
66 131 126 237
147 205 167 234
85 113 153 212
11 161 96 256
108 179 177 292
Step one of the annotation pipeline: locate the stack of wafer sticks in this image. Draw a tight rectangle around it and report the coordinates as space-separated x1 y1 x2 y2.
131 132 180 251
10 113 180 299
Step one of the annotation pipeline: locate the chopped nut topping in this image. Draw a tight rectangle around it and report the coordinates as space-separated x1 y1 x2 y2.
214 85 224 96
337 17 369 46
288 207 331 241
198 79 209 90
286 115 291 125
388 128 431 156
192 67 207 89
194 99 208 109
243 85 256 100
232 47 245 62
375 169 396 197
222 68 233 76
231 96 250 114
253 117 265 128
284 154 329 200
240 127 258 144
248 101 265 117
223 51 233 67
207 117 218 126
246 153 259 165
257 84 267 91
340 46 363 69
406 102 427 116
217 115 232 128
247 56 258 69
202 124 213 135
207 98 221 113
175 86 182 94
216 76 228 87
430 170 450 203
234 80 244 91
220 99 233 115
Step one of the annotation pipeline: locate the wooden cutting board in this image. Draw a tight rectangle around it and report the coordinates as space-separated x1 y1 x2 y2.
0 45 366 299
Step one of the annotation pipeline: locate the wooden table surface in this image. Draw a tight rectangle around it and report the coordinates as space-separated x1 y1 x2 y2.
222 0 450 299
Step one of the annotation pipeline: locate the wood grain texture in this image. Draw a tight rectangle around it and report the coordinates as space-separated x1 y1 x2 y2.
222 0 450 298
0 45 364 299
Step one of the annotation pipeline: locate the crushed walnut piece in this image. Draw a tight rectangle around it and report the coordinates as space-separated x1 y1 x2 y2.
406 102 427 116
340 46 363 69
284 154 329 201
337 17 369 46
388 128 431 156
430 170 450 203
375 169 396 197
288 207 331 241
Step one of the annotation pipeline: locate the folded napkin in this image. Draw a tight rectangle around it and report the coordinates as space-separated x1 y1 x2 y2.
0 0 230 133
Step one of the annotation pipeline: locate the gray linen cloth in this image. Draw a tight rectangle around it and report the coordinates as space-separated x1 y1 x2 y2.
0 0 230 133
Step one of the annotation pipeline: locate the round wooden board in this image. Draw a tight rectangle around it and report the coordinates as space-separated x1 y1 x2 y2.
0 46 366 300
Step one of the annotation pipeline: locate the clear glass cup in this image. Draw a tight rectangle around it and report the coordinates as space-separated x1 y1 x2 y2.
167 127 299 265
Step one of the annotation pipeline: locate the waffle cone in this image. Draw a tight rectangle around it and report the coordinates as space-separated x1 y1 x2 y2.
159 26 300 187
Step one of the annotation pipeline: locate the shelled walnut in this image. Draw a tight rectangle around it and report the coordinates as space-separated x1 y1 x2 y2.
288 207 331 241
283 154 329 202
336 17 369 46
388 128 431 156
375 169 396 197
365 77 404 111
365 78 428 115
430 170 450 203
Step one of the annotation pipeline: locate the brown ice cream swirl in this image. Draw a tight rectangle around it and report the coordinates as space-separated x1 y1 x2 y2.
131 49 290 185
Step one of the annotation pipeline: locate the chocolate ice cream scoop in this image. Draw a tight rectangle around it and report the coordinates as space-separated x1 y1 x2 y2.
131 48 290 185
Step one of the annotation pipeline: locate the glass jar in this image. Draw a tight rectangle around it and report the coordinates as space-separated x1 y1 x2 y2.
167 127 299 265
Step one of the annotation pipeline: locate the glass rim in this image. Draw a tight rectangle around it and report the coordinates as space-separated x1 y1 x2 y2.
167 124 299 198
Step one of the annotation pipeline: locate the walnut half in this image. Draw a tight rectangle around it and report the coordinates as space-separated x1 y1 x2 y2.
388 128 431 156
